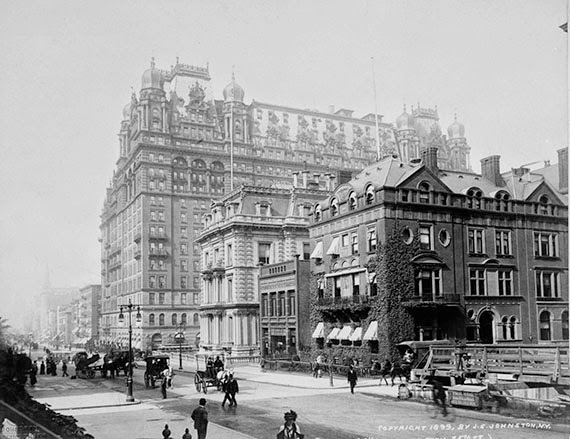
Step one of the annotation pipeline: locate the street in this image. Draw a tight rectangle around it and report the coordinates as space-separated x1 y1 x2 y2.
27 365 566 439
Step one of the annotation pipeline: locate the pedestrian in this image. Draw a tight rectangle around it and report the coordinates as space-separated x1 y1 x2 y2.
191 398 208 439
162 424 172 438
62 361 69 377
277 410 303 439
161 373 168 399
182 428 192 439
347 364 358 394
221 374 239 407
39 361 45 375
30 361 38 386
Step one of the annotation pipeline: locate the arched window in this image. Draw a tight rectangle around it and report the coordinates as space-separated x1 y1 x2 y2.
365 185 375 205
501 316 508 340
193 313 199 325
418 181 431 204
348 193 357 211
314 204 322 222
467 187 483 209
538 195 550 215
562 311 569 340
330 198 339 217
152 108 161 129
172 313 177 326
159 313 165 326
539 311 551 340
181 313 187 325
509 316 517 340
149 313 155 326
494 191 510 211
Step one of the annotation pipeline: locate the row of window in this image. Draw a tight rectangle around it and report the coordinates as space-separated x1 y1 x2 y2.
148 292 200 305
539 310 569 341
261 292 297 317
148 312 200 326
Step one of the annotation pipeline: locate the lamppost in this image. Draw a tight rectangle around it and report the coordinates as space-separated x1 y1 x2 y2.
174 324 185 370
118 299 141 402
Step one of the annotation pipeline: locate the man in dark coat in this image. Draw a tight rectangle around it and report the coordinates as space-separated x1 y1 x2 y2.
191 398 208 439
347 364 358 394
221 374 239 407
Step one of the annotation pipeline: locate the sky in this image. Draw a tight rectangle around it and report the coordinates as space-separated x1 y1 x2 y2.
0 0 567 330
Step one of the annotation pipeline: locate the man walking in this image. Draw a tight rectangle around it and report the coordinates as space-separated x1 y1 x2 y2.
347 364 358 394
191 398 208 439
61 361 69 377
221 374 239 407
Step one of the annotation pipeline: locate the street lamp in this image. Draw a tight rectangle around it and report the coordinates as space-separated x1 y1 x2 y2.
174 325 185 370
118 299 141 402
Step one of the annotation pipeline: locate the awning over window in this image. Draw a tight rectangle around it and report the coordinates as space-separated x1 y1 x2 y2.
349 327 363 341
310 242 323 259
368 272 377 283
325 267 366 278
311 322 324 338
327 327 341 340
362 321 378 341
133 340 142 350
326 237 340 256
337 325 354 340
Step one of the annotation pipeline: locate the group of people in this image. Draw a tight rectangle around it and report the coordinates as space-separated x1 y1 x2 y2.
160 397 208 439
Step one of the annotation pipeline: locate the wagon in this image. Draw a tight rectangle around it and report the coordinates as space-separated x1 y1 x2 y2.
193 353 228 394
144 354 170 388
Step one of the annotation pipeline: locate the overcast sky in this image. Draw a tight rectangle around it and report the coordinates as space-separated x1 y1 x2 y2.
0 0 567 330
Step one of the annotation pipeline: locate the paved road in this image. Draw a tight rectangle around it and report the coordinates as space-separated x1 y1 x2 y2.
29 367 565 439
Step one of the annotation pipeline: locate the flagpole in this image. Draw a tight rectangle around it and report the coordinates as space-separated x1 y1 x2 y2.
230 70 235 191
371 57 381 160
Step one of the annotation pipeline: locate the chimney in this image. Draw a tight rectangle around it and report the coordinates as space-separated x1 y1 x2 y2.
292 171 299 188
558 147 568 194
480 155 504 187
421 147 439 172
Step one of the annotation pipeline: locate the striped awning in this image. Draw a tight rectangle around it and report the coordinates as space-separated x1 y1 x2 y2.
310 241 323 259
325 267 366 278
327 327 340 340
349 327 363 342
326 237 340 256
311 322 324 338
362 321 378 341
337 326 354 340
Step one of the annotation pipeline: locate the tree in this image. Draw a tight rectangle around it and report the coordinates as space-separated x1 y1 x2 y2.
0 316 10 349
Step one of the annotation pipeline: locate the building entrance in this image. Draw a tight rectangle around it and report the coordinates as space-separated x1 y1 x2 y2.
479 311 494 344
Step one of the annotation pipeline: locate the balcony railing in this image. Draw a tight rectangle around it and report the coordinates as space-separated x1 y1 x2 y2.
404 293 461 305
316 294 373 306
149 249 169 257
149 232 168 240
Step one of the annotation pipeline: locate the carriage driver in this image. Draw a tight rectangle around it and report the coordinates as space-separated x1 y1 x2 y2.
213 356 224 373
206 356 215 378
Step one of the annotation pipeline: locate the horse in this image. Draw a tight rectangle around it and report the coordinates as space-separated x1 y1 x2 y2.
378 360 411 386
216 369 234 391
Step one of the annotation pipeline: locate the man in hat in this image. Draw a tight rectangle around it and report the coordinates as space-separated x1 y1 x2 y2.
277 410 303 439
191 398 208 439
221 374 239 407
347 364 358 394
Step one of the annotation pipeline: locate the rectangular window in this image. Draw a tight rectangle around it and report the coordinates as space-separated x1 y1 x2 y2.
227 244 233 266
149 276 156 289
367 228 377 252
536 271 560 298
334 277 341 297
342 234 349 247
180 276 187 289
159 292 165 304
181 260 188 271
181 243 188 255
227 279 233 302
258 243 271 265
158 276 166 289
181 293 187 304
181 213 187 223
289 294 296 315
469 269 486 295
419 225 432 250
468 228 485 254
270 297 276 316
351 234 359 255
495 230 512 256
261 296 267 317
534 232 558 257
149 292 155 305
498 270 512 296
303 243 310 260
415 268 442 298
352 274 360 295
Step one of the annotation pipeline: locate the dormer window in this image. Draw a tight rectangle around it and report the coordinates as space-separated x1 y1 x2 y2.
467 187 483 209
365 185 375 205
418 181 431 204
314 204 322 222
537 195 550 215
348 193 357 211
330 198 339 217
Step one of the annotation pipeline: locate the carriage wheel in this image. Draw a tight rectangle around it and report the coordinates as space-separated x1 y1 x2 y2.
194 374 201 392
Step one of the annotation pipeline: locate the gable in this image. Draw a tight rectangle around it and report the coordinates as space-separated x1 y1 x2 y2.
396 166 452 193
525 181 564 205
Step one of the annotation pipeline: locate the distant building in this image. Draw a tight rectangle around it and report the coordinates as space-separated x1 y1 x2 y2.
309 148 568 361
77 285 101 346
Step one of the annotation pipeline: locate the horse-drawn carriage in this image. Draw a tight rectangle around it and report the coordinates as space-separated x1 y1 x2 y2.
144 354 170 388
193 353 231 394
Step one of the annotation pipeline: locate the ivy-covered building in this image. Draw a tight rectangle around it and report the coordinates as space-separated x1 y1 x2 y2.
308 147 568 362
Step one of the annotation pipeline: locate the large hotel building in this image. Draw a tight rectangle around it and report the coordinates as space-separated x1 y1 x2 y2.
100 58 491 352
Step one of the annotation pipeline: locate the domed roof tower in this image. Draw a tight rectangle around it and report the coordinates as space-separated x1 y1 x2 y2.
141 58 164 90
223 73 245 103
396 105 415 131
447 114 465 139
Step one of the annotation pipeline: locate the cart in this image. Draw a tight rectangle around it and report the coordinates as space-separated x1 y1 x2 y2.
144 354 170 388
194 353 227 394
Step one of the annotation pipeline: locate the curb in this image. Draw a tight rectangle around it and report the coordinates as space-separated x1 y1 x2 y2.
50 400 142 411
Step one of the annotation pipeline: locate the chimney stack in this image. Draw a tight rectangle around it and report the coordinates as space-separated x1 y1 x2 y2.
558 147 568 194
302 170 309 188
421 147 439 172
480 155 504 187
292 171 299 188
